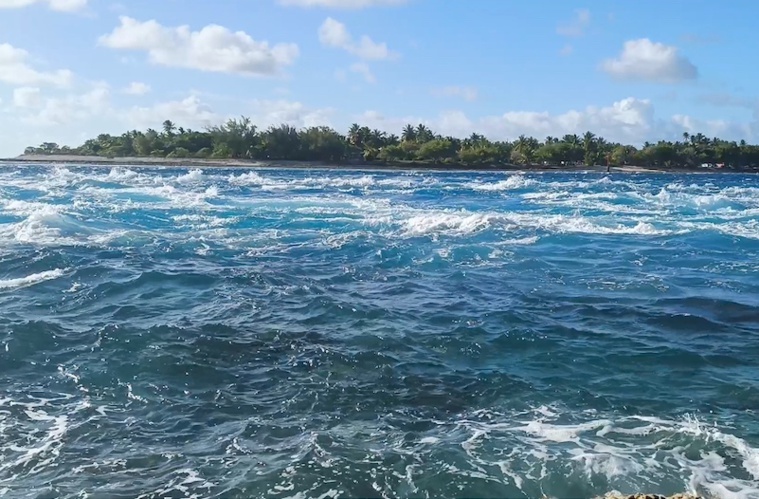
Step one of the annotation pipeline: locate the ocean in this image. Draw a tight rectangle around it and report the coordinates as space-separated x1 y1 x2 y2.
0 165 758 499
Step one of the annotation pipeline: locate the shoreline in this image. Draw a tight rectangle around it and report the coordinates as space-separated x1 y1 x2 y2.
0 155 754 174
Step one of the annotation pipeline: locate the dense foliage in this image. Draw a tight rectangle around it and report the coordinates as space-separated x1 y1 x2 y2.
23 117 759 169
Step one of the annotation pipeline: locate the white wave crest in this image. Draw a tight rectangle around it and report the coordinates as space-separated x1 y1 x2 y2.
229 171 268 186
2 205 78 245
175 169 204 184
468 175 537 191
401 212 496 237
107 167 139 182
0 399 70 476
0 269 66 290
392 208 672 238
438 408 759 499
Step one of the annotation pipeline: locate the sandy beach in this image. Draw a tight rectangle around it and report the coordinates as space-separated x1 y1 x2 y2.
0 154 728 174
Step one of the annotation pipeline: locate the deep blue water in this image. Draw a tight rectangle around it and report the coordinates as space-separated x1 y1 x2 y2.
1 165 758 498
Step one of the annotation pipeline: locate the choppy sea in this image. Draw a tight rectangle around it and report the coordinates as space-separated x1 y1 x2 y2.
1 165 758 498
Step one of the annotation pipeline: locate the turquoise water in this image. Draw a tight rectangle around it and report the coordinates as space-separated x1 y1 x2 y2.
1 165 758 498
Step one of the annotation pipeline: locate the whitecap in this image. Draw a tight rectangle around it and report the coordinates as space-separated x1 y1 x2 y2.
400 212 496 237
468 174 537 191
175 169 204 184
0 269 66 290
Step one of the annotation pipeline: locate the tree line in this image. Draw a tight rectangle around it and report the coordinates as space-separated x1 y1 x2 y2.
23 117 759 169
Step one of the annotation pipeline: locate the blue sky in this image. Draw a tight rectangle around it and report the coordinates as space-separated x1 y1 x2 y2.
0 0 757 155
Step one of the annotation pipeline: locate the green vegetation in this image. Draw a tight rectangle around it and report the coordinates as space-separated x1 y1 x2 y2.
23 118 759 169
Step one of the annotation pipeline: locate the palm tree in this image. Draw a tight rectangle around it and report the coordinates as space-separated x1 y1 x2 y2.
402 124 416 142
368 129 387 148
466 133 485 147
582 131 597 165
691 133 707 146
562 134 580 146
416 123 432 143
446 136 462 150
162 120 176 136
348 123 361 146
513 135 537 165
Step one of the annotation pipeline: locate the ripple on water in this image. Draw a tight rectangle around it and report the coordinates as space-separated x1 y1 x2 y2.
0 166 758 498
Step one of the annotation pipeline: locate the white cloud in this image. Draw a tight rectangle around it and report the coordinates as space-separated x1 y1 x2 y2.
123 81 151 95
248 99 334 129
124 96 334 131
560 44 573 56
22 83 110 126
480 98 655 143
670 114 755 140
99 17 299 76
279 0 407 8
318 17 397 61
3 89 759 158
431 86 478 102
350 62 375 83
557 9 591 37
0 83 118 156
602 38 698 83
12 87 41 108
0 43 73 87
125 95 218 130
0 0 86 11
437 110 474 137
360 97 661 145
319 17 351 47
0 88 224 155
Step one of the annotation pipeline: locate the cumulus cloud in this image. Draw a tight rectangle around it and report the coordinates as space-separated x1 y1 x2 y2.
602 38 698 83
14 83 110 126
248 99 334 129
359 97 662 145
437 110 474 137
279 0 406 8
479 98 655 143
8 83 211 133
99 17 299 76
671 114 755 140
431 86 478 102
124 96 334 131
0 43 73 87
318 17 397 60
12 87 42 108
0 0 86 11
557 9 590 37
3 89 759 157
125 95 218 130
123 81 151 95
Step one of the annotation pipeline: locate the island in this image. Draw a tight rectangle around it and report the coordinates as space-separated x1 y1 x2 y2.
11 117 759 172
